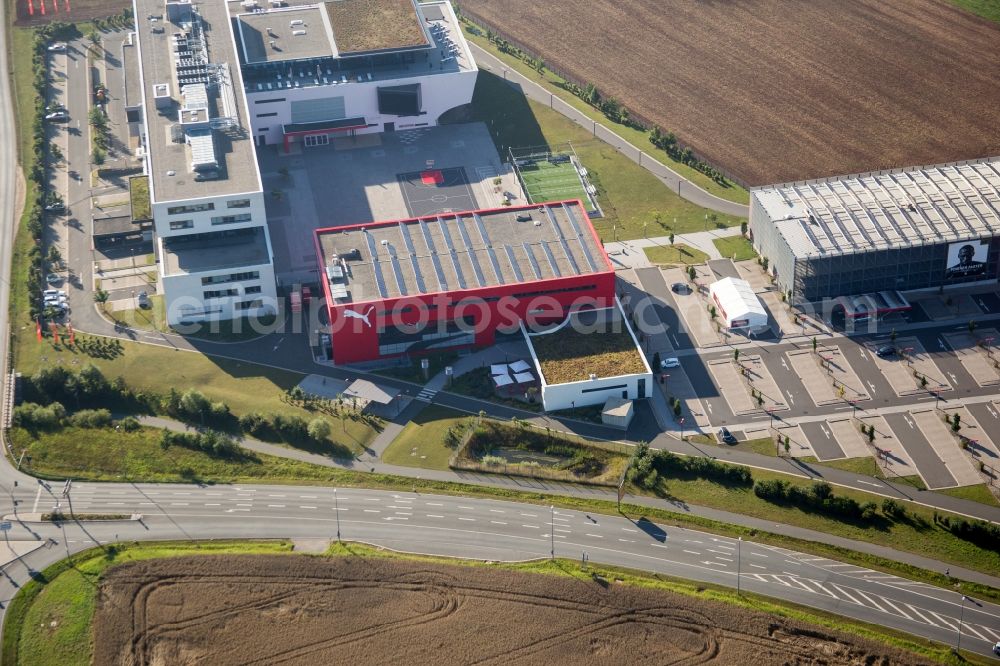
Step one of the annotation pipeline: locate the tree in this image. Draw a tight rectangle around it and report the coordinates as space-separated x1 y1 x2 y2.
94 289 109 305
308 418 331 442
668 232 675 247
890 329 897 343
46 245 62 266
179 389 211 423
969 320 978 334
951 413 961 432
783 436 791 456
812 337 818 353
652 351 661 371
740 221 748 236
733 348 740 362
709 305 717 319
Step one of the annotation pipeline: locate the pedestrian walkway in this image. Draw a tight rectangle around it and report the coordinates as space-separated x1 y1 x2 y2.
605 226 744 268
415 387 437 402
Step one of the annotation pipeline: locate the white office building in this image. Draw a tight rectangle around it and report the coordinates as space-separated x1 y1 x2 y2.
133 0 278 325
233 0 477 150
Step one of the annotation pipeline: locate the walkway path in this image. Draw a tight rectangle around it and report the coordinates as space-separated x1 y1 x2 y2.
470 45 749 218
135 414 1000 589
605 226 744 268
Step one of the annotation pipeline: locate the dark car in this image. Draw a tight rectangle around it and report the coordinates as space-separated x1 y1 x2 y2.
671 282 691 295
718 427 737 445
875 345 896 358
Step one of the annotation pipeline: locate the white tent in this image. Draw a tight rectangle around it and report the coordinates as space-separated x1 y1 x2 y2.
490 364 508 376
513 371 535 384
708 277 768 330
508 359 532 373
493 373 514 387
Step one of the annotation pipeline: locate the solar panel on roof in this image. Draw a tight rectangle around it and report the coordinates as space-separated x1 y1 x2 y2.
429 254 448 291
472 213 493 246
454 218 486 287
504 246 524 282
522 244 543 279
557 238 581 275
389 254 408 296
485 247 503 283
363 232 388 298
540 242 562 277
561 204 599 271
436 218 467 290
397 223 426 292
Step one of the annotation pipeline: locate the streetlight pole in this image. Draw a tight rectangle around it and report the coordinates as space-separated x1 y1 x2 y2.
955 595 968 654
333 488 341 541
737 537 742 595
550 505 555 559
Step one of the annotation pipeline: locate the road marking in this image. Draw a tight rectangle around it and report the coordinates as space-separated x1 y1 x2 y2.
522 524 539 529
962 624 990 641
457 517 475 521
585 533 603 539
810 581 838 599
267 504 285 508
749 563 765 569
32 486 41 514
904 605 938 626
618 538 634 543
714 556 733 562
236 503 253 507
300 506 317 510
708 548 731 555
458 505 474 510
426 514 444 519
978 625 1000 641
622 527 637 533
299 495 318 499
363 509 380 513
855 480 883 488
268 494 287 498
490 521 507 525
784 577 815 593
364 498 381 502
702 560 727 567
750 552 768 558
854 589 888 613
205 503 220 507
929 612 958 631
683 550 701 555
489 509 505 513
520 513 537 517
169 502 189 506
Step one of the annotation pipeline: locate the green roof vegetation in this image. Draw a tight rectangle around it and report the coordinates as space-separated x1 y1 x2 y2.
324 0 427 54
129 175 150 221
529 312 646 384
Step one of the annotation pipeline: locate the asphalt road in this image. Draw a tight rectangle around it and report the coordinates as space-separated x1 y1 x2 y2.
0 480 998 658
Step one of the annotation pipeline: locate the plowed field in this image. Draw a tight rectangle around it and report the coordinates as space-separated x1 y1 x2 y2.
462 0 1000 186
94 555 930 665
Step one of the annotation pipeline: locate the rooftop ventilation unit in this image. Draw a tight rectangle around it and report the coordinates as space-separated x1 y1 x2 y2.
152 82 172 110
292 29 306 36
290 19 304 26
187 130 219 173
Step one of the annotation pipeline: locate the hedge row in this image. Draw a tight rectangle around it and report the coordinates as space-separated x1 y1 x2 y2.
754 479 878 522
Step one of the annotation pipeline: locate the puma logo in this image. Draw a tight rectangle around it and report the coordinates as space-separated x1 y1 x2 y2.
343 305 375 327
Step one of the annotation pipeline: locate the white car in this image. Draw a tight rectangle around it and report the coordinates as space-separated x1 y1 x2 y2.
660 357 681 369
47 42 67 52
43 289 66 298
44 111 69 122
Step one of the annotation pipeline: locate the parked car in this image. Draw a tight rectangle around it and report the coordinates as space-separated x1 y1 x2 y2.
44 110 69 122
993 641 1000 656
718 427 737 445
875 345 896 358
43 289 66 298
671 282 691 294
45 273 62 286
137 290 151 308
45 103 66 113
47 42 67 52
43 201 66 212
660 357 681 369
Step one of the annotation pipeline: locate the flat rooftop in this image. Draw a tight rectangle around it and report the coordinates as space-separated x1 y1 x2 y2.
324 0 428 55
122 34 141 109
237 7 336 64
317 201 610 305
754 156 1000 260
134 0 260 202
527 306 649 385
162 227 270 275
235 0 473 93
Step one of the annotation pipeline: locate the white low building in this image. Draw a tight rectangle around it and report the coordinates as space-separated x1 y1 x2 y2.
709 277 768 331
523 301 653 413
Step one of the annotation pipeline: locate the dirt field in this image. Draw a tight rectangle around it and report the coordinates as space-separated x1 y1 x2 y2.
94 555 931 665
462 0 1000 186
14 0 128 26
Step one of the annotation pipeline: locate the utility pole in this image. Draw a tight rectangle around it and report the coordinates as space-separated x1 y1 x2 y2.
550 505 555 559
955 595 968 654
333 488 341 541
737 537 742 595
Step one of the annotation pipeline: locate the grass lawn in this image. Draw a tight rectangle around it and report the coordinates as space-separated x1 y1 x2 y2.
460 22 749 206
108 298 274 343
712 235 758 261
5 540 295 666
13 336 376 451
644 243 709 267
10 426 366 483
950 0 1000 23
936 483 999 507
465 71 744 243
8 540 971 666
381 405 469 470
127 175 150 220
528 317 645 383
809 456 882 478
652 466 1000 579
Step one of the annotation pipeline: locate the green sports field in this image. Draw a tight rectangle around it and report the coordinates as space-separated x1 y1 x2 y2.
518 159 591 207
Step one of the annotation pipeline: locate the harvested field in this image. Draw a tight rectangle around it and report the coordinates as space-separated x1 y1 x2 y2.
94 555 930 665
461 0 1000 186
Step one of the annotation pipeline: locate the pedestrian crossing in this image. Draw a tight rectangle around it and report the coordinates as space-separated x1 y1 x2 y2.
416 387 437 402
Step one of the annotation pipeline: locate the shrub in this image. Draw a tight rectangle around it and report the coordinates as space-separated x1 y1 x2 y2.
881 498 907 520
272 414 309 443
13 401 66 428
117 416 141 432
239 411 269 436
480 455 505 466
67 408 112 428
158 428 244 460
307 418 331 442
940 516 1000 553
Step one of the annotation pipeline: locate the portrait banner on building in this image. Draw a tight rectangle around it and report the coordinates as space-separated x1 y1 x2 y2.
945 240 988 278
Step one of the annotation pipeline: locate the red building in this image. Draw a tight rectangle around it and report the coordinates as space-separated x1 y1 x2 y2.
315 201 615 364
